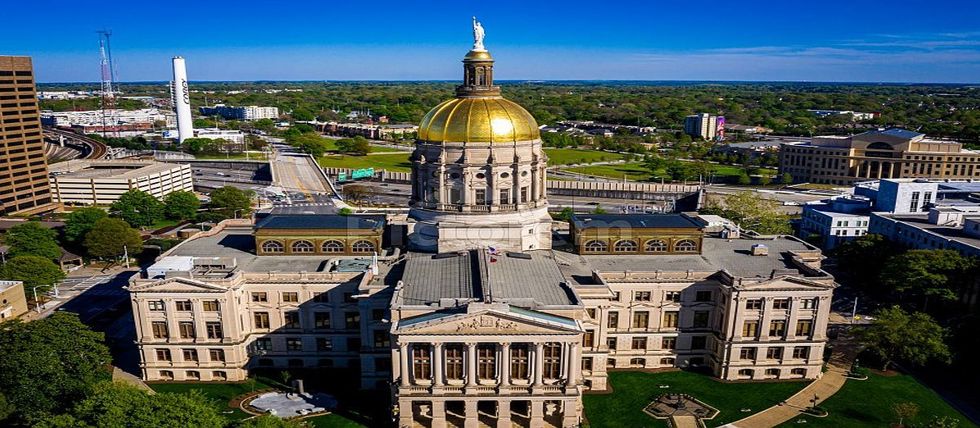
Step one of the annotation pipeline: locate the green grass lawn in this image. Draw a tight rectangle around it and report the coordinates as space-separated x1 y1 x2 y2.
544 148 626 165
565 163 655 181
146 218 183 231
307 413 368 427
778 372 978 428
318 153 412 172
194 152 269 161
149 380 271 421
584 371 809 428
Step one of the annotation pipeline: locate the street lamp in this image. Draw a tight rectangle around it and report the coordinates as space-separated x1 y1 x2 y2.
30 285 47 314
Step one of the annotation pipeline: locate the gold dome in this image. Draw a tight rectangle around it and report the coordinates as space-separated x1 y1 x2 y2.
417 97 540 143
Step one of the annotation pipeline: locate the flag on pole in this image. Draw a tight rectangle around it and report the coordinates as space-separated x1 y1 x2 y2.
488 246 499 255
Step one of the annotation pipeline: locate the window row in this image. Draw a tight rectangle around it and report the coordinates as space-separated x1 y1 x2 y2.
155 348 225 362
151 321 223 340
252 311 361 330
741 319 814 338
409 343 564 382
260 239 376 254
583 238 699 253
738 346 810 360
157 370 228 381
148 299 219 312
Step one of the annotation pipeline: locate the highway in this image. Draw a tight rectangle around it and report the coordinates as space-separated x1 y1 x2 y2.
43 127 108 159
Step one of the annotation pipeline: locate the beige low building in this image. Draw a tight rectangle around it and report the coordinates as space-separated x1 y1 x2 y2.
0 280 28 320
780 128 980 185
49 159 193 206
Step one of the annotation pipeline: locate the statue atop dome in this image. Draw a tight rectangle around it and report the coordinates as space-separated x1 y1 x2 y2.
472 16 486 51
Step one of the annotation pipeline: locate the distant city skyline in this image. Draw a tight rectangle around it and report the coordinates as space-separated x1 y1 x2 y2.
4 0 980 83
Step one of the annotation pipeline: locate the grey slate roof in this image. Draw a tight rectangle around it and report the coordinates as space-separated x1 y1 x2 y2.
254 214 385 230
398 250 577 307
571 214 702 229
859 128 924 140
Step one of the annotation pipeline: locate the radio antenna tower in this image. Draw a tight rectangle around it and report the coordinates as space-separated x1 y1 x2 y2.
97 30 116 138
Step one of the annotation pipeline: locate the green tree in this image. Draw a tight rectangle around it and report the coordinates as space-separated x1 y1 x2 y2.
857 306 950 371
553 207 574 222
880 249 976 310
291 133 328 157
35 382 225 428
336 136 370 155
0 255 65 292
779 172 794 185
702 191 791 235
892 402 919 428
163 191 201 220
735 172 752 185
832 234 902 297
63 208 108 245
0 312 111 424
208 186 254 218
110 190 165 228
290 108 314 121
234 414 306 428
83 218 143 260
2 222 61 261
337 207 353 216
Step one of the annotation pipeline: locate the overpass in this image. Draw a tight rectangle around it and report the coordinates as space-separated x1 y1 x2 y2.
43 127 107 159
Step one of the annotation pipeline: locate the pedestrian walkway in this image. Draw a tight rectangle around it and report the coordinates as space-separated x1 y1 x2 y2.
721 338 861 428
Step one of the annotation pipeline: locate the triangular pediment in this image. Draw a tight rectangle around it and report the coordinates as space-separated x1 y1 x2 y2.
736 276 835 291
395 308 581 335
129 277 228 293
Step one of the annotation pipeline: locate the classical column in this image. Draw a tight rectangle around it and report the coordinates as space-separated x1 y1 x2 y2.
431 400 447 428
398 398 414 428
399 343 410 387
496 399 512 428
887 162 895 179
533 342 544 386
464 400 479 428
786 297 802 341
466 343 478 387
530 400 545 428
499 342 511 386
433 343 444 387
567 342 580 385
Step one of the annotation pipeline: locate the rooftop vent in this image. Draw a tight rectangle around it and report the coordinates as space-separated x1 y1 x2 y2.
751 244 769 256
506 252 532 260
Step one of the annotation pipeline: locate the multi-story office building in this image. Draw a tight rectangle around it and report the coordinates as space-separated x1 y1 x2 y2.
684 113 724 141
780 128 980 185
0 56 53 215
48 160 193 206
129 33 836 428
199 105 279 121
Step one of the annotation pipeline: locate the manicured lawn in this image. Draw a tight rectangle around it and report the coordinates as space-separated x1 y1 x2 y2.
583 371 809 428
146 218 183 231
318 153 412 172
544 148 626 165
149 380 271 421
307 413 368 427
779 372 978 428
195 152 269 161
565 163 656 181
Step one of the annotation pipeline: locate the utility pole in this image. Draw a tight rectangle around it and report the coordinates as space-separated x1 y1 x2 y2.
851 296 859 323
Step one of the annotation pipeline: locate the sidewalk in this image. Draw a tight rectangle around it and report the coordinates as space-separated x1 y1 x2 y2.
721 338 861 428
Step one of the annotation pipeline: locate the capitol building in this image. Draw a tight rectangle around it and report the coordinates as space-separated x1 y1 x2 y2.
129 24 837 428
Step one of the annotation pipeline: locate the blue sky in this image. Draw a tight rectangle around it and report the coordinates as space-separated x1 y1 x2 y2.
4 0 980 83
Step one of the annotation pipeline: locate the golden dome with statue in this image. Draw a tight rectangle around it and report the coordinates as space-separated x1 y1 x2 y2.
416 19 540 144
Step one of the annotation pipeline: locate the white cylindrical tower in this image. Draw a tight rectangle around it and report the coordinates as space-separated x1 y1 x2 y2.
171 56 193 143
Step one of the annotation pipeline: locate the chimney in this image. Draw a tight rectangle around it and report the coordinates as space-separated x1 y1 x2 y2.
751 244 769 256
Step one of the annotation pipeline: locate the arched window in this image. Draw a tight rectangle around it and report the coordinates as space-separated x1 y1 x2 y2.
644 239 667 252
613 240 638 252
673 239 698 252
291 240 314 253
321 240 345 253
261 240 284 253
351 240 375 253
583 240 608 253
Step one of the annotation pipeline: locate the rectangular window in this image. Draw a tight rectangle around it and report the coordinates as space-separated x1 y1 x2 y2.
742 320 759 337
910 191 920 212
631 337 647 350
254 312 270 329
286 338 303 351
148 300 165 311
251 292 268 303
692 311 710 328
793 346 810 359
345 312 360 329
800 298 817 309
156 349 171 361
740 347 757 360
632 311 649 329
178 321 195 339
373 330 390 348
583 330 595 348
152 322 169 339
209 349 225 362
661 337 676 350
769 320 786 337
447 345 465 380
582 357 593 371
607 311 619 328
477 344 496 380
182 349 198 362
691 336 707 350
772 299 790 310
662 311 679 328
634 291 652 302
606 337 617 350
202 300 219 312
475 188 486 205
282 292 299 303
543 343 562 379
767 347 783 360
254 338 272 351
205 322 223 339
499 188 510 205
796 320 813 336
284 311 301 329
175 300 192 311
314 312 331 329
312 292 329 303
695 291 712 302
412 345 431 380
664 291 681 303
316 338 332 351
746 299 762 310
